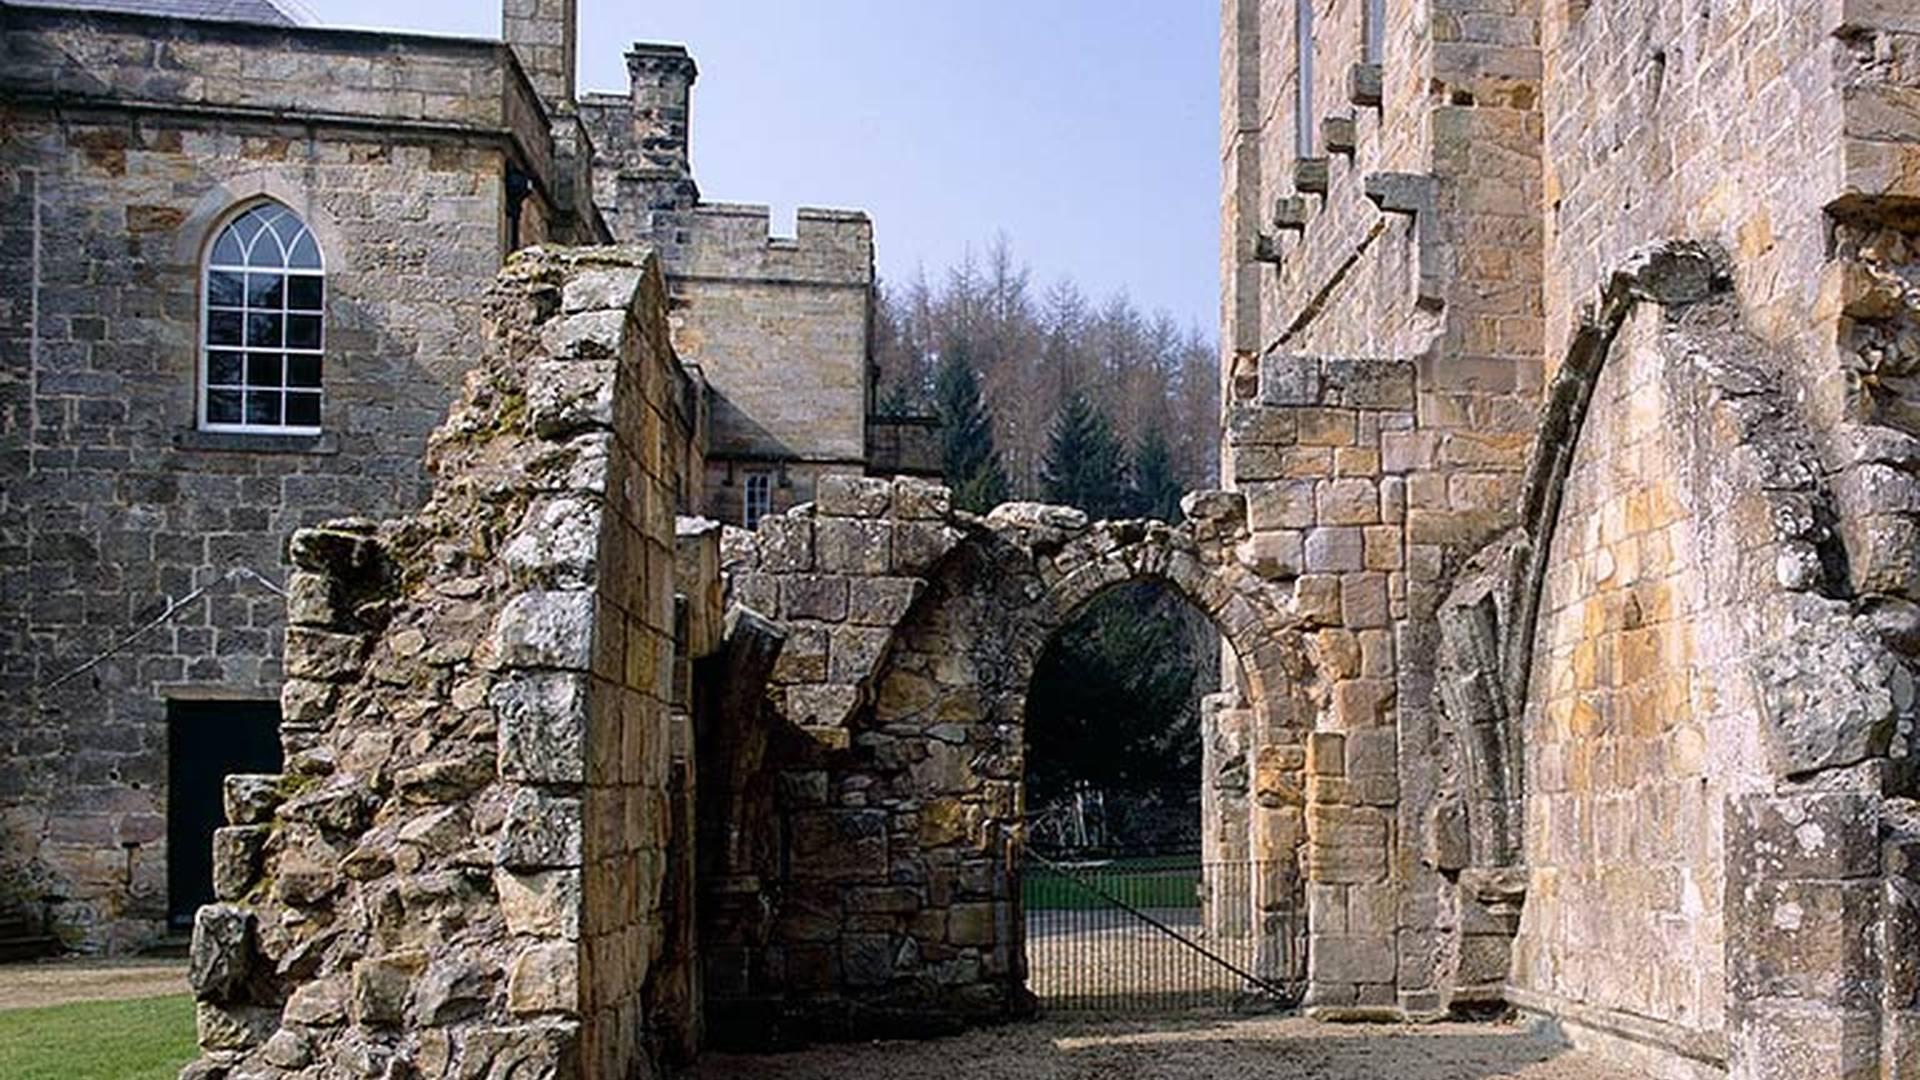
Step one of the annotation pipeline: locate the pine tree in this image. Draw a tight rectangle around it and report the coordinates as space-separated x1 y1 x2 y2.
1129 428 1184 523
1040 392 1127 520
936 343 1010 514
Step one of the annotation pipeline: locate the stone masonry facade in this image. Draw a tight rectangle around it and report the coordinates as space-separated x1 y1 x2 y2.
0 0 909 955
1224 1 1920 1078
0 0 608 951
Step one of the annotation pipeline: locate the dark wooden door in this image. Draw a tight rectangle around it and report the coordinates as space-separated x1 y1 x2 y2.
167 699 281 928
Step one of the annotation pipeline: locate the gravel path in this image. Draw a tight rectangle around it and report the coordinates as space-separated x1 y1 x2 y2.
693 1015 1643 1080
0 958 188 1011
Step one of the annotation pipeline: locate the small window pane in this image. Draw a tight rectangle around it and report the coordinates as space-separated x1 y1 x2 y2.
246 273 285 309
206 389 243 424
246 313 282 348
229 210 265 248
207 350 244 386
286 354 322 389
288 233 322 270
245 353 282 387
285 392 321 427
286 276 324 311
207 271 244 306
286 315 322 350
245 391 282 426
246 233 287 268
210 232 245 267
208 311 243 346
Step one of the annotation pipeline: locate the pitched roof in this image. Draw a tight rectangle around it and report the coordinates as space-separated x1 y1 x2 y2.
5 0 302 26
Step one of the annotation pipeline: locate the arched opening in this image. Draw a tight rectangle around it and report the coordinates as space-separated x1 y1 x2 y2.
1015 573 1304 1015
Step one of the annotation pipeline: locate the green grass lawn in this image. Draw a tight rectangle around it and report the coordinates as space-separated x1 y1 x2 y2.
0 994 198 1080
1024 855 1203 911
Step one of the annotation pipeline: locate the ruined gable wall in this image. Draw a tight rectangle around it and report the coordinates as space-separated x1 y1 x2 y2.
1509 304 1744 1063
1502 244 1920 1078
181 247 703 1079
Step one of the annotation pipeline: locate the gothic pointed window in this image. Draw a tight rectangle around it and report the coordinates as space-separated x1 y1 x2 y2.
201 202 325 433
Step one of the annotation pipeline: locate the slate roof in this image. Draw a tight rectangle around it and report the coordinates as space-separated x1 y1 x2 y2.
5 0 301 26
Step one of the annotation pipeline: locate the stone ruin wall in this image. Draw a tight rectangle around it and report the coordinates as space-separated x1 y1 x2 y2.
1482 236 1920 1079
702 478 1325 1042
180 247 714 1080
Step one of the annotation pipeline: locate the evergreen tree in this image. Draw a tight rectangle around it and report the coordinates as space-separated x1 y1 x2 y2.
936 343 1010 514
878 380 919 419
1040 392 1127 520
1025 583 1203 811
1129 428 1184 523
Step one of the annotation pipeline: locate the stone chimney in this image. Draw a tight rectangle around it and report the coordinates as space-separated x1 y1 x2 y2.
503 0 577 114
626 44 698 180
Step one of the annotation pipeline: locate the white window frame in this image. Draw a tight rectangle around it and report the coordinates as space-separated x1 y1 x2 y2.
198 200 326 435
743 471 773 530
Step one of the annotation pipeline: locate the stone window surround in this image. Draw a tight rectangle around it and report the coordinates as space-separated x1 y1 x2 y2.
176 174 351 452
199 199 326 436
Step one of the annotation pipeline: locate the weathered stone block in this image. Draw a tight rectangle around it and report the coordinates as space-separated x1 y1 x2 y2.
496 788 584 870
757 515 815 572
1244 481 1317 531
351 952 425 1028
816 475 893 518
492 590 597 671
1309 935 1396 984
786 684 860 727
790 810 888 881
492 672 589 783
496 868 582 940
283 627 368 682
503 496 604 585
414 957 499 1026
829 625 892 683
507 944 580 1017
782 575 850 622
816 518 893 575
526 361 616 437
284 977 349 1026
212 826 268 900
189 904 254 1003
1238 530 1305 580
891 477 953 520
848 577 922 625
222 774 284 826
195 1002 277 1052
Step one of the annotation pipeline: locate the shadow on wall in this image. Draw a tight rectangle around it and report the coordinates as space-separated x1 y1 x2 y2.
692 1015 1600 1080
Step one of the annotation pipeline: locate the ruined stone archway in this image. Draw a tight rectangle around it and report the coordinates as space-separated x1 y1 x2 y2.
704 488 1326 1041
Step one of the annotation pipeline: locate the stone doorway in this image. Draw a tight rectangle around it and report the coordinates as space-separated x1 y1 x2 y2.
1016 581 1301 1013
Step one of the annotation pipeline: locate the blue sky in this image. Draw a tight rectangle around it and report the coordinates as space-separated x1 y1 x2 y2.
299 1 1222 335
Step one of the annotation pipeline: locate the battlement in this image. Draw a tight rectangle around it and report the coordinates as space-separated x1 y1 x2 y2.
672 203 874 287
